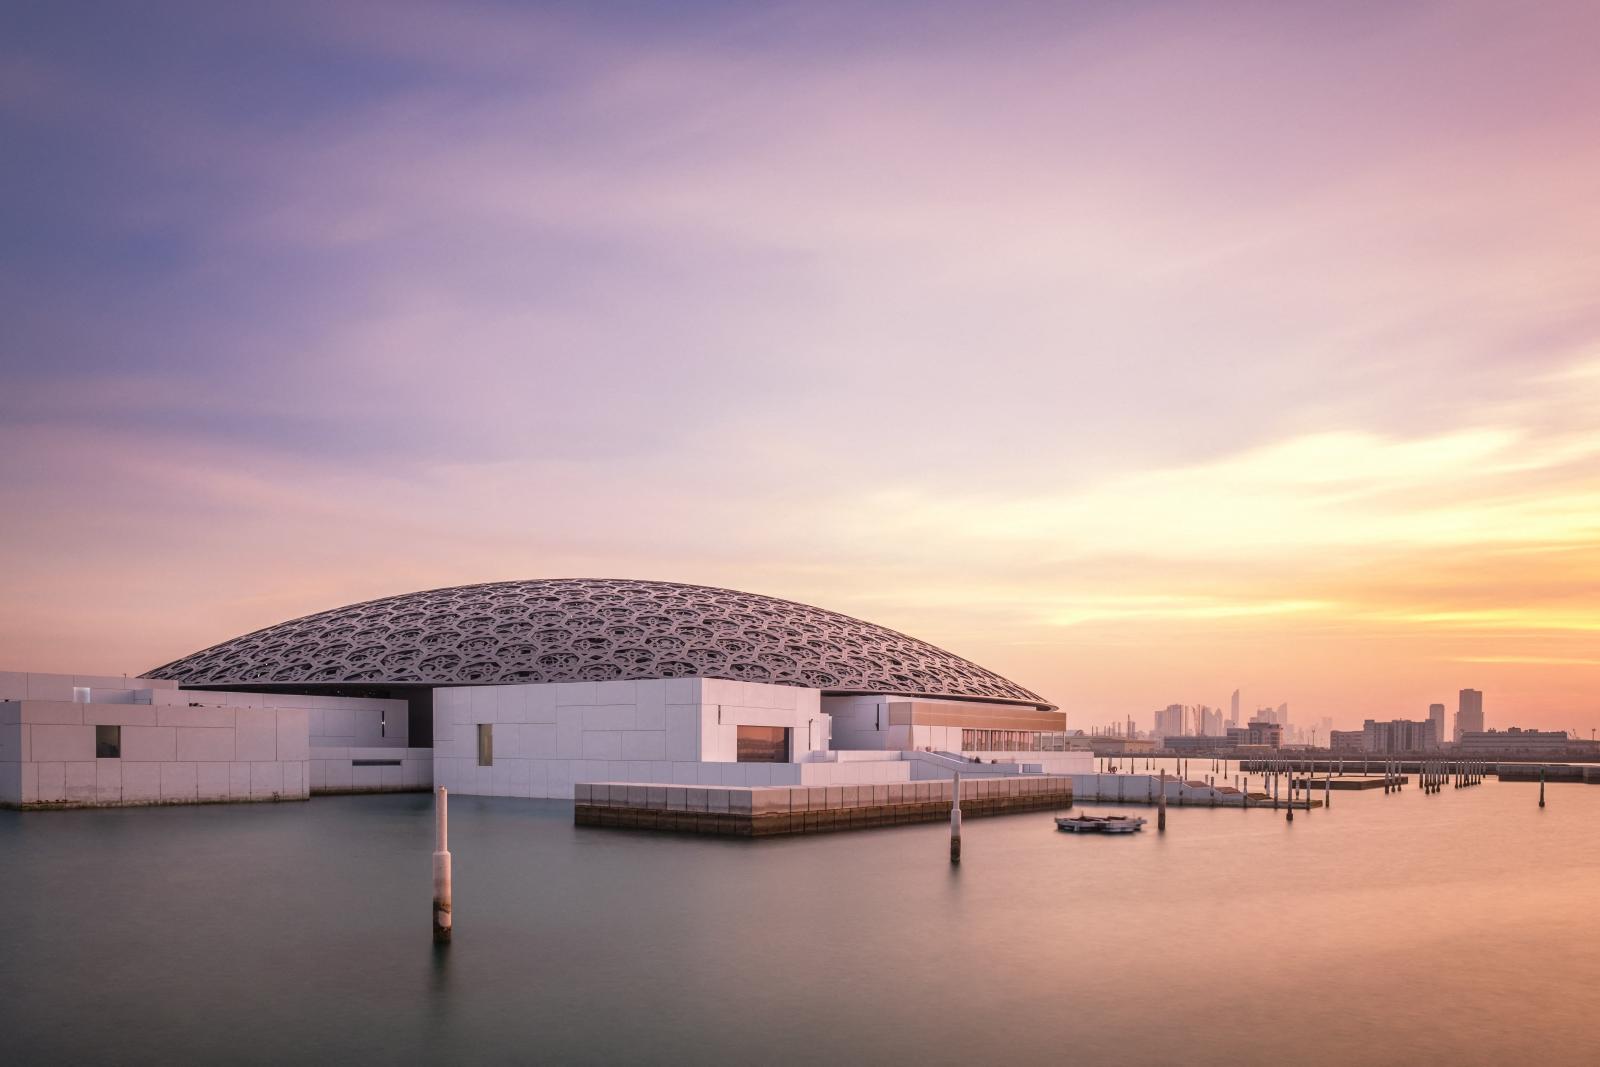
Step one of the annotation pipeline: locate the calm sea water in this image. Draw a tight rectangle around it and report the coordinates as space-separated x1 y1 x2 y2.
3 770 1598 1065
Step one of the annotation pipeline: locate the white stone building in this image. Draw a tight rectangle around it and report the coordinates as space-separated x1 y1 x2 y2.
433 677 931 799
10 577 1092 808
1 670 430 809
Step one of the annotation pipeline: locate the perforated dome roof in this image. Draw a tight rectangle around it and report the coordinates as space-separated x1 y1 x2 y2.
144 578 1051 709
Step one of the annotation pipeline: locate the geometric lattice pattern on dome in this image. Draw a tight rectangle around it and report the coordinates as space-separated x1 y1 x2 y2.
143 579 1051 709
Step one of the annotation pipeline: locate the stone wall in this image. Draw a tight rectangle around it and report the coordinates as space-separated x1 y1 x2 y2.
434 677 831 800
1 697 309 808
574 775 1073 836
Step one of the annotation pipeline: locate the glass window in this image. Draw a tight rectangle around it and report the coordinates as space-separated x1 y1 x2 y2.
95 724 121 759
477 724 493 766
736 725 789 763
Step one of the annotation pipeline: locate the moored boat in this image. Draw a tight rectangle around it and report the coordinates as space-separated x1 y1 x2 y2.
1055 814 1146 834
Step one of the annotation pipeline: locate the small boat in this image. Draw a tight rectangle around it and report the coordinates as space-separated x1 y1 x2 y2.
1055 814 1146 834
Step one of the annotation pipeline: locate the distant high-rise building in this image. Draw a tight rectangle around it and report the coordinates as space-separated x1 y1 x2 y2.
1329 729 1364 753
1253 704 1290 728
1230 689 1240 728
1428 702 1446 743
1361 718 1440 753
1455 689 1484 740
1243 721 1283 749
1154 704 1186 739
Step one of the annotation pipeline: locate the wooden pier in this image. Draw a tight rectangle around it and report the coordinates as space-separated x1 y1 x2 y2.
1292 775 1407 790
574 776 1072 837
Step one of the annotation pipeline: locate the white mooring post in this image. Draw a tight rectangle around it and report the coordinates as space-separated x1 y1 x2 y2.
433 786 452 944
950 773 962 863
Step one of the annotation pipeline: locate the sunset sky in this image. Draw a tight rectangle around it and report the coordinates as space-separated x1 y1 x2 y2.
3 1 1599 734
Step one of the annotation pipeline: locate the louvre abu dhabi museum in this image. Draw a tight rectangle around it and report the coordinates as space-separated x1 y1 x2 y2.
2 579 1090 809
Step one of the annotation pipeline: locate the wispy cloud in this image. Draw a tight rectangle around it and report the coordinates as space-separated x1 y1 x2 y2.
3 1 1600 730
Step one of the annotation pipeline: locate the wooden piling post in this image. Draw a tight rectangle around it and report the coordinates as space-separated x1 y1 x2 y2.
433 786 452 945
951 773 962 863
1158 771 1167 831
1538 767 1545 809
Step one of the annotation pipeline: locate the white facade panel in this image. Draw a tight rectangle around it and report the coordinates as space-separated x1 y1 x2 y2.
0 675 316 808
234 710 278 762
435 678 832 801
175 727 235 763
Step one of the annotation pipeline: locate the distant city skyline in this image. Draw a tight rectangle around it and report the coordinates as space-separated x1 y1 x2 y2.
1091 688 1514 741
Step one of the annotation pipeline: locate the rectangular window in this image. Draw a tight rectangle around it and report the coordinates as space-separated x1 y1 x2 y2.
96 724 121 758
477 724 493 766
736 725 790 763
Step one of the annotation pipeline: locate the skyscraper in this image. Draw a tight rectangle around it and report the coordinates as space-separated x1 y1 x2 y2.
1429 702 1446 743
1455 689 1484 739
1230 689 1240 728
1154 704 1186 739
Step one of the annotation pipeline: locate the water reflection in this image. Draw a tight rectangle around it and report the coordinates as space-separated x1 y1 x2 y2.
3 784 1599 1065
